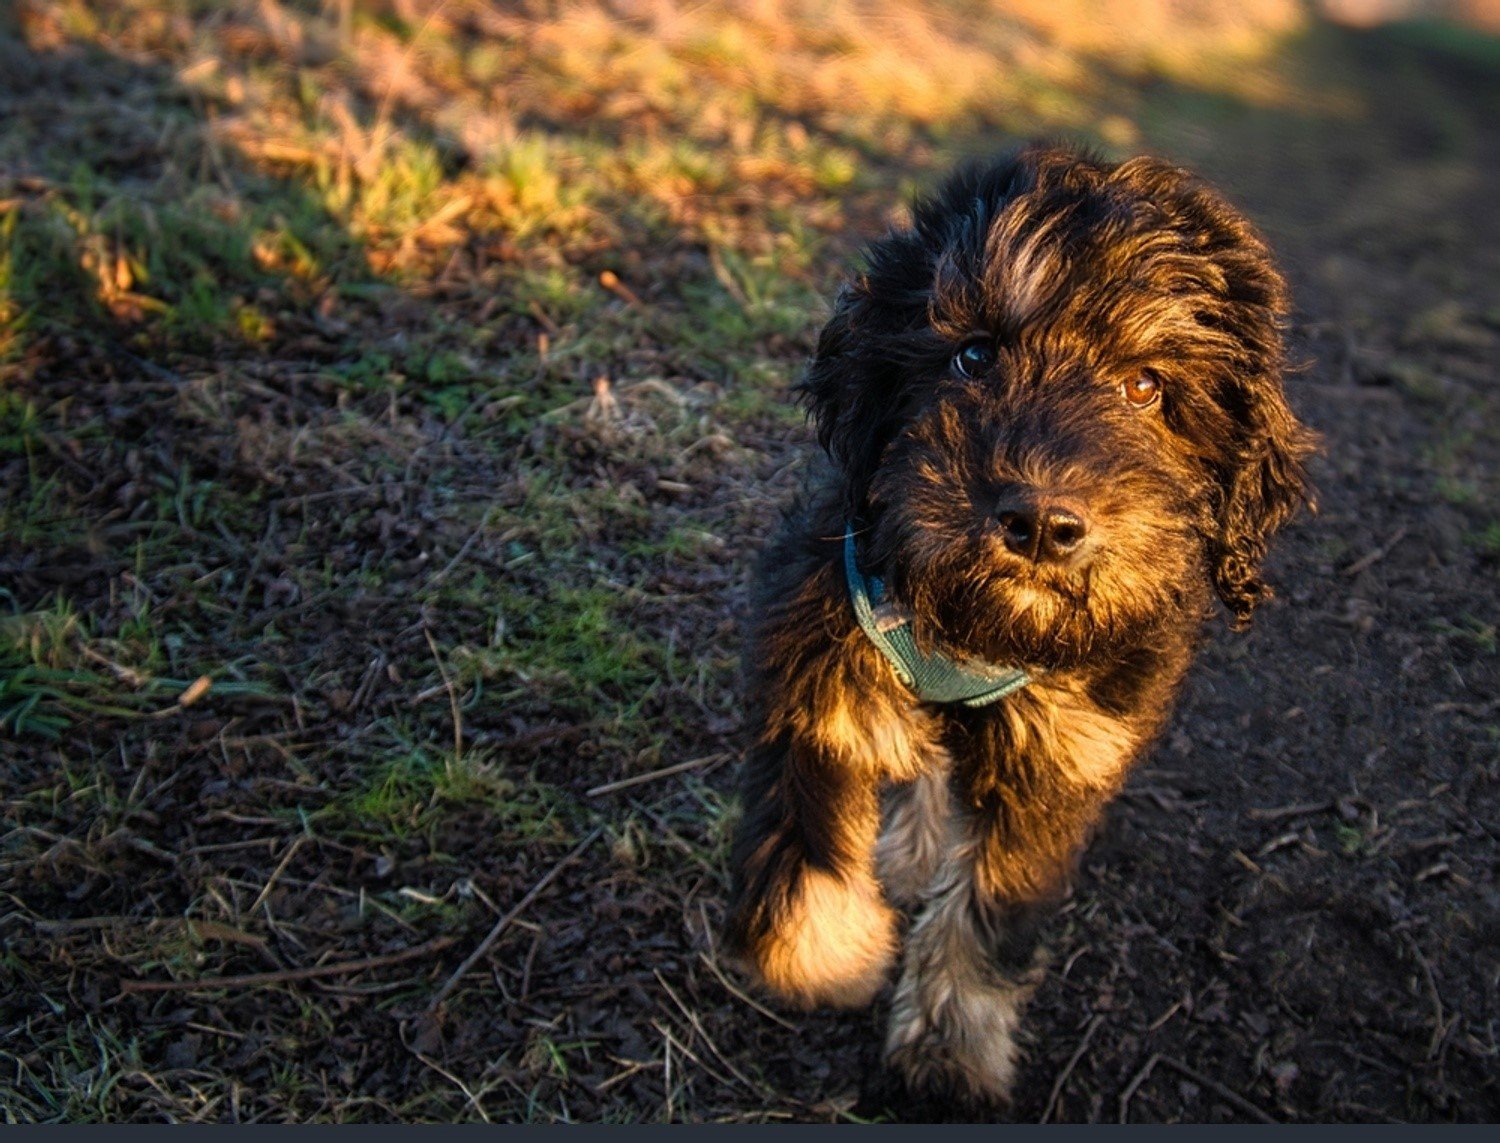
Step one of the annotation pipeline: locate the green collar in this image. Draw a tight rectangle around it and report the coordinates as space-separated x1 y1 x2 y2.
844 527 1030 708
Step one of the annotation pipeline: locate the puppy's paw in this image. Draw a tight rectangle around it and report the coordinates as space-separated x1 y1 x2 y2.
883 964 1038 1105
743 867 897 1010
884 1041 1015 1109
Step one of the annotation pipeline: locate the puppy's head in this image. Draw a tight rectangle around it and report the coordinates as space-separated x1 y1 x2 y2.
803 144 1315 669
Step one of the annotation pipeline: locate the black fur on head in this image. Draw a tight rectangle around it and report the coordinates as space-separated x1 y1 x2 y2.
800 142 1316 647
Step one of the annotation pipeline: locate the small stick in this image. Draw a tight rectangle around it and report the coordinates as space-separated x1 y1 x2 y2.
1146 998 1185 1033
599 270 643 307
1040 1014 1104 1123
423 626 463 762
698 952 797 1031
587 753 731 797
1118 1053 1161 1123
654 970 763 1095
663 1024 675 1122
425 827 602 1014
519 926 543 1002
652 1018 737 1094
427 520 487 590
120 934 457 993
527 301 559 335
596 1058 661 1093
1403 933 1446 1060
1155 1055 1277 1124
1248 800 1333 821
78 644 148 687
1433 698 1500 717
1342 525 1408 577
247 834 309 916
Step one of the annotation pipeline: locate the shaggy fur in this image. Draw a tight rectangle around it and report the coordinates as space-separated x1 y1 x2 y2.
722 143 1316 1105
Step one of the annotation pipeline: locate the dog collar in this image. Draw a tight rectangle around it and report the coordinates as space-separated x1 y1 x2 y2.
843 527 1030 708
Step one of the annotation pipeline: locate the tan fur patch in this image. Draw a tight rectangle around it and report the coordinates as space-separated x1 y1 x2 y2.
755 867 897 1010
1043 686 1138 790
983 203 1062 327
806 689 933 783
1002 681 1138 792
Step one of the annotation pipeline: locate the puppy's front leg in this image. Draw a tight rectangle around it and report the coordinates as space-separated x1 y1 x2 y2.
724 561 936 1010
724 734 895 1009
885 685 1138 1103
883 809 1051 1104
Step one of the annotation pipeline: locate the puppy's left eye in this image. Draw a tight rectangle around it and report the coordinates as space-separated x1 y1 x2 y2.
1122 372 1161 408
953 339 996 379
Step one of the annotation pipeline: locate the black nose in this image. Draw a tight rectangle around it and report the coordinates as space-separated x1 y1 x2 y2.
996 500 1090 563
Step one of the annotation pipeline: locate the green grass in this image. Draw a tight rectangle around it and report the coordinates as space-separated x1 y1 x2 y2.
331 741 571 843
0 1018 144 1122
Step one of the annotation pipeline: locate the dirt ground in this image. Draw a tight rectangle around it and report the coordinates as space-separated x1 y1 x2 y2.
1 2 1496 1123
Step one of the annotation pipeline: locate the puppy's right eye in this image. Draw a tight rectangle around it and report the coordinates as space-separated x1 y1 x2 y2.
952 339 996 379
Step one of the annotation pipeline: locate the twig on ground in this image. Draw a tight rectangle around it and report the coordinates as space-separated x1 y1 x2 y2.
663 1024 675 1121
527 300 559 335
1156 1056 1277 1124
426 520 487 590
652 1018 738 1095
120 934 457 994
1118 1052 1161 1123
415 1049 492 1123
654 969 765 1095
1248 800 1334 821
1146 997 1186 1032
77 644 149 687
400 1020 494 1124
1403 933 1446 1060
247 834 309 916
423 625 463 761
586 753 732 797
478 720 602 752
597 1057 663 1093
425 826 602 1015
1342 525 1408 577
519 925 543 1002
1041 1014 1104 1123
698 951 797 1031
599 269 643 307
1432 698 1500 717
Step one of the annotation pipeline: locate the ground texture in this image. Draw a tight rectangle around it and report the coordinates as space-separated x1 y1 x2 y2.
1 0 1497 1123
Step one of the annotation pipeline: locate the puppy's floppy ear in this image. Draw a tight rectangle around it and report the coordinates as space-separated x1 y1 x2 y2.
798 243 932 509
1211 354 1317 629
800 282 880 498
1116 157 1317 628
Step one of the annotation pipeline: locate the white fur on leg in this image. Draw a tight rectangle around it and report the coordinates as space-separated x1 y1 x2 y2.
884 954 1036 1103
883 856 1042 1103
754 867 897 1010
877 756 953 907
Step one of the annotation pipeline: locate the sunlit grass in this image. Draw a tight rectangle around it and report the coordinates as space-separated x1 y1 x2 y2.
8 0 1318 319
